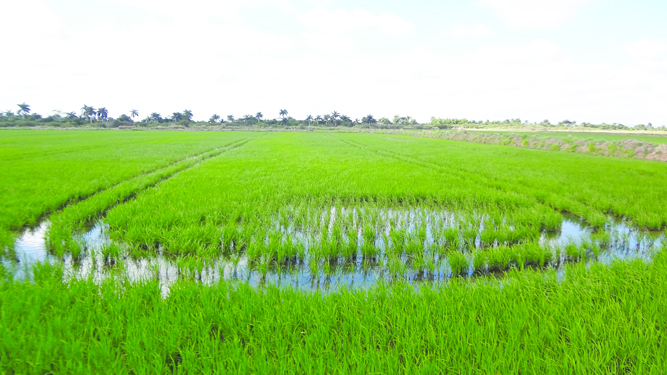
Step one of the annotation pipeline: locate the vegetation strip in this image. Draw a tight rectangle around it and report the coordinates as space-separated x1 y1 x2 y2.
402 129 667 162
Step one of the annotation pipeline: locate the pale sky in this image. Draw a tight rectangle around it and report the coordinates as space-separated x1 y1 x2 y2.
1 0 666 125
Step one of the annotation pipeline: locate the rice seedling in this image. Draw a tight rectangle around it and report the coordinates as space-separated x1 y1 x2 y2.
448 251 468 277
472 250 487 274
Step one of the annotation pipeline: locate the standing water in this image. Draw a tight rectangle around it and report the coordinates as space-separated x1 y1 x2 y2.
2 210 664 295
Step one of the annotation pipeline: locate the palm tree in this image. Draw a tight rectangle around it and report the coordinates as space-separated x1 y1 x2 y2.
306 115 313 126
150 113 162 123
323 114 331 126
315 115 323 125
209 114 221 123
171 112 183 122
65 112 77 120
227 115 235 122
81 105 95 123
331 111 340 125
130 109 139 119
97 107 108 122
183 109 193 121
4 110 15 116
256 112 263 123
279 109 288 119
243 114 252 124
17 103 31 119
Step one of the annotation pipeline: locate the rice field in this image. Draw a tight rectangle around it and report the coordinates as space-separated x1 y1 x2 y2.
2 130 667 373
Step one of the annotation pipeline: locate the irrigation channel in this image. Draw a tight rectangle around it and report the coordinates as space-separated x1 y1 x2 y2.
3 207 663 296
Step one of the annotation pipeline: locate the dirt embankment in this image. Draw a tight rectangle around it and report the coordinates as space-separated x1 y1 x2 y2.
405 130 667 163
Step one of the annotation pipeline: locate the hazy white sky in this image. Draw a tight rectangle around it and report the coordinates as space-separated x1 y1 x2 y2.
1 0 665 125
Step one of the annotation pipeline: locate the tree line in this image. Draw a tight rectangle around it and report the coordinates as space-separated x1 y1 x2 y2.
3 103 663 131
0 103 421 128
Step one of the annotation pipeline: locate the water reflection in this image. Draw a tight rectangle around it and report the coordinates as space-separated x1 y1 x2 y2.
3 211 663 296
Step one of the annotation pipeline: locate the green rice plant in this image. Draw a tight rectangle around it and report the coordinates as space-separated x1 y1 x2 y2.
589 241 602 259
308 258 319 277
518 243 553 267
462 225 477 247
404 235 422 258
565 242 585 261
479 227 496 247
487 246 511 272
416 223 427 243
443 227 459 248
448 251 468 276
472 250 487 274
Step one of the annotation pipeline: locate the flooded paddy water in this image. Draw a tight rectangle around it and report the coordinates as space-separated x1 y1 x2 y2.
3 207 664 296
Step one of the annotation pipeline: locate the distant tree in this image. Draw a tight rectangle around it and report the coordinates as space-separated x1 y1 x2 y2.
117 114 132 122
150 112 162 123
4 110 15 116
340 115 351 123
97 107 108 122
227 115 235 122
243 114 252 123
379 117 392 125
183 109 193 121
171 112 183 122
256 112 263 122
279 109 288 119
362 115 377 124
306 115 313 126
331 111 340 125
81 105 95 123
65 112 77 120
315 115 323 125
323 114 331 126
130 109 139 119
209 114 221 123
17 103 31 119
